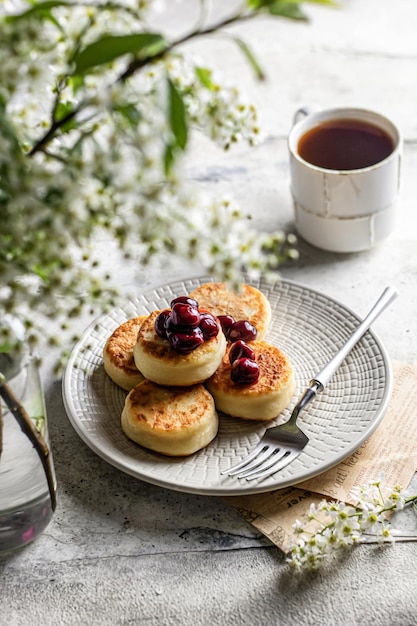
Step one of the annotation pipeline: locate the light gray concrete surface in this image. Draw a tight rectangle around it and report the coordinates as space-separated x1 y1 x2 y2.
2 1 417 624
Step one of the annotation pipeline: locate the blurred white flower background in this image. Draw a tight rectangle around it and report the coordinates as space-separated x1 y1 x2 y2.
0 0 332 362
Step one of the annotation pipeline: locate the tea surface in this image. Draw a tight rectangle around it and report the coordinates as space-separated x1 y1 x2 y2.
298 118 394 170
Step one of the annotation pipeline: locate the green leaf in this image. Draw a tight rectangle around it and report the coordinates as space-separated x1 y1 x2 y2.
0 105 21 154
54 101 72 121
195 67 216 90
114 104 141 127
5 1 70 22
267 2 308 19
54 101 77 132
164 143 175 176
32 264 49 281
301 0 338 5
232 37 265 80
73 33 167 75
163 79 188 175
68 75 84 94
246 0 338 14
167 78 188 151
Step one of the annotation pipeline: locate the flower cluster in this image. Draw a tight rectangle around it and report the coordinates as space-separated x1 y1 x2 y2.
0 0 329 358
286 480 417 571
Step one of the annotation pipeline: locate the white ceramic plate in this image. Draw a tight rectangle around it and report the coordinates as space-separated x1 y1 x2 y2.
62 277 392 496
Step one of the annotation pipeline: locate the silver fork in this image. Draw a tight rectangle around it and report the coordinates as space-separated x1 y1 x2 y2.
222 286 398 482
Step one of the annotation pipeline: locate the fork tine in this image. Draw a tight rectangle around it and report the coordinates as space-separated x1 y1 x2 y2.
220 442 267 476
226 446 277 477
244 449 301 481
234 447 289 479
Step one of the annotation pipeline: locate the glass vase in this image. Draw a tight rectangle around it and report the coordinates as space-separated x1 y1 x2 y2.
0 354 57 555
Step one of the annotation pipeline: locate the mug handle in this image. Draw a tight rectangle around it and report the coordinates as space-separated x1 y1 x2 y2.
293 106 316 125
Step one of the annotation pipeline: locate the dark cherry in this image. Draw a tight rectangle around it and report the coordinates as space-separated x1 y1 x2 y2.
154 309 171 339
199 312 219 339
169 328 204 354
230 357 260 385
229 340 255 364
170 295 199 309
170 302 201 328
228 319 257 343
164 313 178 337
217 315 235 337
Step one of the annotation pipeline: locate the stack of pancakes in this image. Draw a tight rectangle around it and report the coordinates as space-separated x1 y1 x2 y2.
103 282 295 457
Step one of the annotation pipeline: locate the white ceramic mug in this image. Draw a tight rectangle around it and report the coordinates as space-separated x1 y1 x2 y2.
288 107 402 253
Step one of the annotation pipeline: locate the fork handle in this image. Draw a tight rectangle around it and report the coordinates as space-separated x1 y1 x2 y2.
311 286 397 391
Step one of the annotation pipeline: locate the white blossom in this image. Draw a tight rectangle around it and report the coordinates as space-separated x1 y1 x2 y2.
286 481 417 572
0 1 298 364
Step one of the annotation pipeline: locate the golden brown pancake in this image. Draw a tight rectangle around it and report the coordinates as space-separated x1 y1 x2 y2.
206 341 295 420
189 282 271 340
121 380 219 456
103 316 147 391
133 310 227 386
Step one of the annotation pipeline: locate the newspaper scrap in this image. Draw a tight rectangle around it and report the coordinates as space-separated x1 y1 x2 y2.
223 362 417 553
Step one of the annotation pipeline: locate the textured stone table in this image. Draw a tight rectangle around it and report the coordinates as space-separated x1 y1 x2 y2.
2 1 417 624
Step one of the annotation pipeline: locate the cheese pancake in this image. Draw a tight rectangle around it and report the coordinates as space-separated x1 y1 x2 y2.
206 341 295 420
103 316 146 391
189 282 271 340
133 310 227 386
121 381 219 456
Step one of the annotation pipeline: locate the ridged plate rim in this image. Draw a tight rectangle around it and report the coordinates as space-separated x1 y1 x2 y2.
62 276 392 496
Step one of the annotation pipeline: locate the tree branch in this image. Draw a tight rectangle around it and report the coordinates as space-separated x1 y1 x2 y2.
118 11 253 82
0 399 2 458
28 10 255 157
28 108 79 157
0 378 57 512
